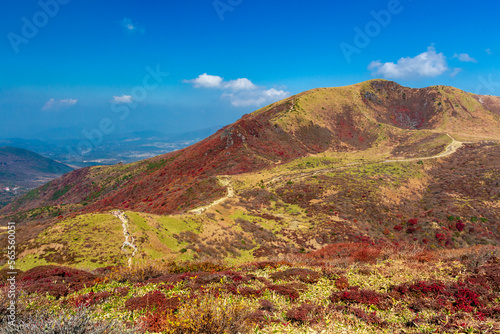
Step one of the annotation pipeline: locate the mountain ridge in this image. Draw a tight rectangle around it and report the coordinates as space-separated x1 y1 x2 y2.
2 79 499 218
1 79 499 270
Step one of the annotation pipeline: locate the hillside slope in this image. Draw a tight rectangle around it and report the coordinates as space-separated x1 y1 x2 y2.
3 80 498 218
1 79 499 269
0 147 73 207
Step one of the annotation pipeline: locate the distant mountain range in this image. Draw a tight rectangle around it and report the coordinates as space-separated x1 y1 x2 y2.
0 147 73 207
0 126 221 167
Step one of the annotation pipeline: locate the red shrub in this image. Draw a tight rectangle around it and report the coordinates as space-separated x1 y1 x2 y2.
139 311 172 333
307 242 382 263
245 261 293 270
454 288 481 313
414 251 436 263
481 307 500 320
258 299 275 312
114 287 130 297
270 268 321 283
247 310 278 328
18 265 97 298
436 233 446 242
394 281 447 297
70 291 112 307
23 283 69 299
330 287 392 310
352 247 381 264
286 303 324 324
335 276 349 290
408 219 418 225
467 263 500 290
145 273 186 285
226 284 262 298
393 278 491 314
125 291 181 312
406 227 417 234
408 297 445 312
351 307 387 327
267 284 300 301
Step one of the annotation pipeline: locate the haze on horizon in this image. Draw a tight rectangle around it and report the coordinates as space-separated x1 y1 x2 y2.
1 0 499 141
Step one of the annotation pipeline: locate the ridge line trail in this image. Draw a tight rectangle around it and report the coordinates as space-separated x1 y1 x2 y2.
190 134 467 214
112 210 138 266
190 176 234 215
381 133 466 163
268 134 467 185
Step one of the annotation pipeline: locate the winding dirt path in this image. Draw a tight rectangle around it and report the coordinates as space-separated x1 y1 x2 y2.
112 210 138 266
189 134 468 213
190 176 234 215
382 133 465 163
267 134 468 185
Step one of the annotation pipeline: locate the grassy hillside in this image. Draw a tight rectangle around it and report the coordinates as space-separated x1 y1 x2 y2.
0 80 499 271
0 80 499 333
5 140 498 270
2 80 499 219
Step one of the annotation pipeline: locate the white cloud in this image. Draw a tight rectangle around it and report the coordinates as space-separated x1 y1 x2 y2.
368 46 448 80
222 88 290 107
111 95 133 103
223 78 257 90
41 98 77 111
184 73 289 107
449 68 462 78
485 49 492 55
184 74 259 90
222 93 264 107
453 53 477 63
122 18 143 33
262 88 289 99
183 73 224 88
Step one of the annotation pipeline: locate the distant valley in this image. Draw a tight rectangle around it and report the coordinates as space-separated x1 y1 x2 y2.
0 146 73 207
0 126 220 168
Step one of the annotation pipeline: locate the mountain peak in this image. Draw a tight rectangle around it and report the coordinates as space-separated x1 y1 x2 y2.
2 81 499 217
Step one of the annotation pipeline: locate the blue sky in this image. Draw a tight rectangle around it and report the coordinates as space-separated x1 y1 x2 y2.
1 0 499 139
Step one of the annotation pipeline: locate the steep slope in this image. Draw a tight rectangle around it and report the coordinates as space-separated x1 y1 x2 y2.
2 80 499 219
0 147 73 207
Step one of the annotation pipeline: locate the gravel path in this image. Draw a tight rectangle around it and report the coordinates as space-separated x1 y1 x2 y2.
112 210 138 266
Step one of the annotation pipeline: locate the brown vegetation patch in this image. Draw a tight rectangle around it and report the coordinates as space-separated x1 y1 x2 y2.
269 268 321 283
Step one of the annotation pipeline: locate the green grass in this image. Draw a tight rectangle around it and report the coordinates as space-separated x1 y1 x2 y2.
124 212 203 262
16 254 51 271
12 210 209 269
51 184 73 200
231 210 286 233
154 215 201 235
23 213 127 269
328 161 424 186
146 156 176 172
